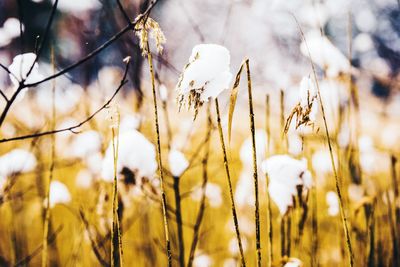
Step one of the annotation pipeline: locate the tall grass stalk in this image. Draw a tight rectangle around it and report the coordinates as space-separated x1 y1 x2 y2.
367 199 376 267
295 17 355 266
160 91 173 151
110 112 123 267
265 94 273 267
245 60 262 267
146 40 172 266
280 90 288 152
215 98 246 266
42 48 56 267
386 189 399 266
391 156 400 244
173 176 185 267
188 107 212 267
280 214 286 258
311 185 318 267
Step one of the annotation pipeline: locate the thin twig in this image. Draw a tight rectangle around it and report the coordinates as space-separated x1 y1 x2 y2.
0 62 130 143
25 0 59 79
41 47 57 267
0 0 159 129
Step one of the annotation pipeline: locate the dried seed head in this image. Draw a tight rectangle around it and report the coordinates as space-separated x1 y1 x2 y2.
176 44 232 119
135 17 166 56
285 75 318 133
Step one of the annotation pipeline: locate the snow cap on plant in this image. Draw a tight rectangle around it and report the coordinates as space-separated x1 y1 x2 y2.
176 44 233 117
300 30 350 77
326 191 339 216
284 257 303 267
101 130 157 183
70 130 102 158
262 154 312 215
0 148 36 177
0 18 23 47
191 182 223 208
193 252 213 267
8 53 43 88
49 180 71 208
168 149 189 177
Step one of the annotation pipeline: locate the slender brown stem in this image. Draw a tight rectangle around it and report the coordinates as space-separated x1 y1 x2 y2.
173 176 185 267
280 90 288 151
386 190 399 266
286 213 291 257
281 214 286 258
265 94 273 267
111 117 123 267
42 48 56 267
311 185 318 267
215 98 246 267
146 41 172 266
245 60 261 266
187 108 212 267
293 15 355 266
391 155 400 245
367 200 376 267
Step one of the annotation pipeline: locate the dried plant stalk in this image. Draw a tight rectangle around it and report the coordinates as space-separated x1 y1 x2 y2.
42 48 56 267
146 40 172 266
294 16 355 266
215 98 246 266
265 94 273 267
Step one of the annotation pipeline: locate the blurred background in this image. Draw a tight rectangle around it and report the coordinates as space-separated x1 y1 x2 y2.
1 0 400 266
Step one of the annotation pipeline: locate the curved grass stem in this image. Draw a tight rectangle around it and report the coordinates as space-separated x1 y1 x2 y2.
293 15 355 266
146 41 172 266
245 60 262 267
215 98 246 267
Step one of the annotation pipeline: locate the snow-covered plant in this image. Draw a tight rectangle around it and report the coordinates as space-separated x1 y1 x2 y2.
193 252 213 267
0 148 36 178
70 130 102 158
326 191 339 216
0 18 23 48
239 129 268 167
49 180 71 208
168 149 189 177
284 257 303 267
261 155 312 215
176 44 233 117
101 130 157 184
300 31 350 77
8 53 43 88
285 75 318 133
191 182 223 208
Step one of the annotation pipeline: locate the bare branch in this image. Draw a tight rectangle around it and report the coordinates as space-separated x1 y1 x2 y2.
0 0 159 128
25 0 59 80
0 61 130 143
23 0 158 88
